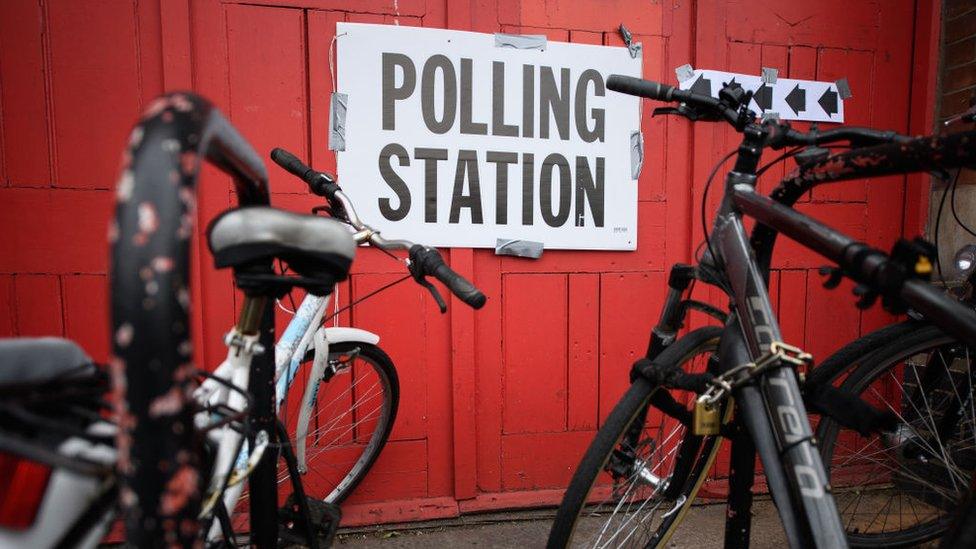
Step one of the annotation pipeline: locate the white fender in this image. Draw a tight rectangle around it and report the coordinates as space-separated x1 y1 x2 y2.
318 326 380 346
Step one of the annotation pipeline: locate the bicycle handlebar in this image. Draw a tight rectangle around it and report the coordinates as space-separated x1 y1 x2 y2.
270 148 487 310
606 74 910 148
270 147 317 186
409 245 487 309
607 75 740 125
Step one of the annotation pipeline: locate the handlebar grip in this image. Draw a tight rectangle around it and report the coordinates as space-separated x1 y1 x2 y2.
271 147 342 201
271 147 317 185
431 262 487 309
409 245 487 309
607 75 676 101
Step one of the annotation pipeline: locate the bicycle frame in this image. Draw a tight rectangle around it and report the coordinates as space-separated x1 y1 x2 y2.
675 128 976 548
587 76 976 549
194 294 380 539
707 142 847 547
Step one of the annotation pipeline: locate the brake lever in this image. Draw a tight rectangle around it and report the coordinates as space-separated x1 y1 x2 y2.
419 279 448 313
652 104 721 122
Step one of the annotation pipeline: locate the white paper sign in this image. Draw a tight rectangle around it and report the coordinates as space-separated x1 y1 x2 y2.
336 23 642 250
679 69 846 123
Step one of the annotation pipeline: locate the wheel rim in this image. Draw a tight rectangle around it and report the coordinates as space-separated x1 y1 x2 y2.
822 337 976 545
280 347 394 503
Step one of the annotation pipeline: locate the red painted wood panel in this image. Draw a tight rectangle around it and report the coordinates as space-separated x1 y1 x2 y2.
567 274 599 431
13 274 63 336
62 275 110 362
0 188 114 274
501 431 596 490
46 0 148 189
226 4 309 195
0 0 930 528
502 273 568 434
0 276 15 337
599 271 666 421
0 1 51 187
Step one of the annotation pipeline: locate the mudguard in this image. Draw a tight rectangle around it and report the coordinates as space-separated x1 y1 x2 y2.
318 326 380 346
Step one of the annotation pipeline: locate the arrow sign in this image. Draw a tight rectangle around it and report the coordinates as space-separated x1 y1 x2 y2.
689 74 712 97
785 84 806 115
754 83 772 111
725 77 743 94
677 68 846 122
818 88 838 116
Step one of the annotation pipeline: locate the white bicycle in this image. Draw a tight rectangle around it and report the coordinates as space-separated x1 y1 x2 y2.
199 147 486 543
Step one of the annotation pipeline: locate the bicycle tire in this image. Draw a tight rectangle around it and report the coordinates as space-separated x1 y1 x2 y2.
547 326 724 548
815 321 975 547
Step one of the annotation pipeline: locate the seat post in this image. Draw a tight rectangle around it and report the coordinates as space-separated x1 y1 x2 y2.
236 295 269 335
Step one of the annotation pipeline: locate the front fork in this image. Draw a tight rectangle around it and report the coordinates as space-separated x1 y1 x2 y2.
616 264 727 487
644 264 698 361
295 328 331 473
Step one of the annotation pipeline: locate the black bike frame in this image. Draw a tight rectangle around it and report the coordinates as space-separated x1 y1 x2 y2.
699 125 846 547
618 73 976 548
707 128 976 547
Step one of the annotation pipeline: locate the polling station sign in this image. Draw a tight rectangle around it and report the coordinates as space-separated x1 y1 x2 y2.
336 23 642 250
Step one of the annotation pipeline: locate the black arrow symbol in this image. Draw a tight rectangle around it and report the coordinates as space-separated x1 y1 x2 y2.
725 77 743 93
754 83 772 111
818 88 838 116
689 74 713 97
785 84 806 115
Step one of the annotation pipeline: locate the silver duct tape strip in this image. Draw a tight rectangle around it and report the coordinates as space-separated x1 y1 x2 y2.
835 78 852 99
761 67 778 84
630 130 643 180
495 238 543 259
675 63 695 83
329 92 348 151
494 33 547 51
627 41 642 59
761 112 780 123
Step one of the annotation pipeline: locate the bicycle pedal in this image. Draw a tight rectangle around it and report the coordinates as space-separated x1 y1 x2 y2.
692 395 721 435
279 494 341 547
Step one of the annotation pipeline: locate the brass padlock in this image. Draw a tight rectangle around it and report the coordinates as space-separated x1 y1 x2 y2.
692 395 720 435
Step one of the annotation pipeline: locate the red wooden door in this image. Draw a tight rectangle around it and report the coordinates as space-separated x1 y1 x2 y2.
0 0 937 527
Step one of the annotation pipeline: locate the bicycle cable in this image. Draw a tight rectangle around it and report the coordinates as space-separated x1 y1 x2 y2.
699 143 850 294
700 148 738 297
934 169 961 284
950 168 976 238
322 274 412 324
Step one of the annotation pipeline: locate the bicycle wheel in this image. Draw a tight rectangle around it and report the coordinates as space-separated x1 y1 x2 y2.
282 341 400 504
233 341 398 533
548 326 724 549
815 322 976 547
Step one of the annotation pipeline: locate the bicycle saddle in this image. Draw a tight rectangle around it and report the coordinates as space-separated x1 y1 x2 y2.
207 206 356 296
0 337 94 389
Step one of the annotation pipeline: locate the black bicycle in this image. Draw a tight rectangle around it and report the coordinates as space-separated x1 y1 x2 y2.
547 75 976 548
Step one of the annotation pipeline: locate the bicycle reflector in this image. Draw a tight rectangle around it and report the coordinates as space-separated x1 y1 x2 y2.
0 451 52 530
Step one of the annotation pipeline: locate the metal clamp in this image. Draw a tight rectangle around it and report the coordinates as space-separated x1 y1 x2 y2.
224 330 266 355
700 341 812 405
